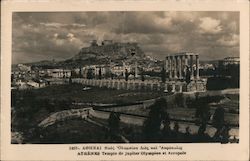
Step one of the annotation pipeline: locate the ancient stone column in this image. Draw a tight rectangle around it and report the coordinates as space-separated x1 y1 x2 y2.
179 84 183 92
164 84 168 92
117 81 120 90
169 56 172 79
174 56 178 79
165 57 169 72
123 62 126 77
190 55 194 80
195 54 199 79
172 83 176 92
135 61 138 78
184 55 188 78
178 56 182 79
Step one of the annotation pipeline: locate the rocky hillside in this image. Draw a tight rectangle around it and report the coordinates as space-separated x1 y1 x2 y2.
72 42 145 61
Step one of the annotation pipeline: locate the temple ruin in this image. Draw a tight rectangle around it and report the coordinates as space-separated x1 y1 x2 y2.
165 52 206 92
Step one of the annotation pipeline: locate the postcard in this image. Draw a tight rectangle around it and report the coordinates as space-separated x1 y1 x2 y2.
1 0 249 160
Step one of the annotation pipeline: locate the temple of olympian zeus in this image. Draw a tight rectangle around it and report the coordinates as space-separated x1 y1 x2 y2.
164 52 206 92
165 52 200 80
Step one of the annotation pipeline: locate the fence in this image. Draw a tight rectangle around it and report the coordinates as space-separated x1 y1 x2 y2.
72 78 189 93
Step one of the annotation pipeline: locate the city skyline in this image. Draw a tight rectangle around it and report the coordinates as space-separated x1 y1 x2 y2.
12 11 239 64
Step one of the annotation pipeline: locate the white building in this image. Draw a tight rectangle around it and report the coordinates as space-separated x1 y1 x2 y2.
111 64 131 77
17 64 31 72
46 69 71 78
220 57 240 66
82 65 110 78
27 80 40 88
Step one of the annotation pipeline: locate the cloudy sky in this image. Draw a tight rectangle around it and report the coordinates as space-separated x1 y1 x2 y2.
12 11 239 64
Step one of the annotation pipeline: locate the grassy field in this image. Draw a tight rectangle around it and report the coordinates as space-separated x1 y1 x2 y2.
11 83 239 144
11 83 164 137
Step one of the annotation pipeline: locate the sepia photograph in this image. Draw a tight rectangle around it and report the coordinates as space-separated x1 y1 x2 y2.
11 11 240 144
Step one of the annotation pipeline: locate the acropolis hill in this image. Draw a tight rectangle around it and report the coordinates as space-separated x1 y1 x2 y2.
25 40 152 69
72 40 145 61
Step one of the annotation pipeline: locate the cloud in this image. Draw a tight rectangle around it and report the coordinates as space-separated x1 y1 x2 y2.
12 11 239 64
40 22 67 28
217 34 239 47
113 12 174 34
40 22 86 29
199 17 222 34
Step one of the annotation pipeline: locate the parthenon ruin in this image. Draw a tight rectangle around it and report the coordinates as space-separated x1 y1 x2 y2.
165 52 199 80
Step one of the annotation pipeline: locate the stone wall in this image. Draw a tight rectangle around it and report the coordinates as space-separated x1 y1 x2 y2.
91 109 238 139
38 108 239 139
72 78 206 93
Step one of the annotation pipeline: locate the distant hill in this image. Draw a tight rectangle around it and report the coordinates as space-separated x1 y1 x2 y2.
70 42 145 63
200 60 219 66
28 42 146 69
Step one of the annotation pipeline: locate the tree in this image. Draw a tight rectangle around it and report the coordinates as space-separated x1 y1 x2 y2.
111 73 114 80
98 68 102 80
161 114 171 138
195 98 210 122
69 77 72 84
79 67 82 78
212 107 225 130
108 112 120 136
125 69 129 81
87 69 93 79
141 70 145 81
70 70 77 78
143 98 168 141
161 67 166 83
194 98 210 136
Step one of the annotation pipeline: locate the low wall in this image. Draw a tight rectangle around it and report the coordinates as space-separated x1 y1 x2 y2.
38 108 91 127
89 109 146 126
91 109 239 139
183 88 239 99
72 78 206 93
38 107 239 140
